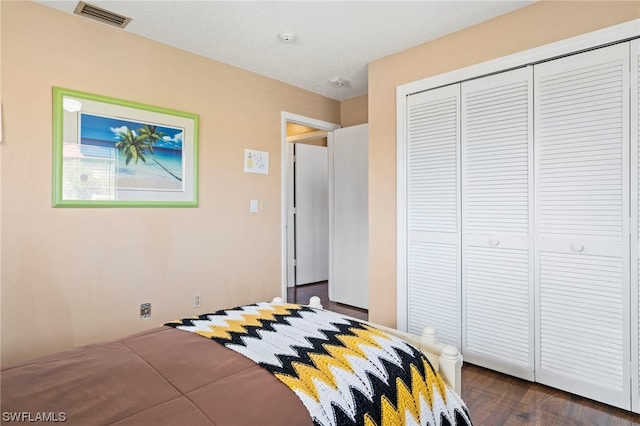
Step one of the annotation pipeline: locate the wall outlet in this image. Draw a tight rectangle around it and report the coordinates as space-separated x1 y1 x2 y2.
192 292 201 308
140 303 151 319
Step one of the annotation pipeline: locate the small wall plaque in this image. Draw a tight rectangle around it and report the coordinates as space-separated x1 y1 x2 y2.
244 149 269 175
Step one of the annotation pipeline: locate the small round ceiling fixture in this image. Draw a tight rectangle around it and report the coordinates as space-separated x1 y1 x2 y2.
329 77 348 87
279 32 296 42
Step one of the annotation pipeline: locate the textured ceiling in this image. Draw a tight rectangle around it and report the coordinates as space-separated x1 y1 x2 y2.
35 0 534 101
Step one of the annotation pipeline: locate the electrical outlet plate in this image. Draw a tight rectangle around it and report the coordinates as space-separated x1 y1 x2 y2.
193 293 201 308
140 303 151 319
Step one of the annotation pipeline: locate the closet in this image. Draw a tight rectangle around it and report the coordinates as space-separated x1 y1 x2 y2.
399 32 639 412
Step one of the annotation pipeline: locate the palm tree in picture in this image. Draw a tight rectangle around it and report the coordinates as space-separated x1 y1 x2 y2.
137 124 182 182
114 127 152 165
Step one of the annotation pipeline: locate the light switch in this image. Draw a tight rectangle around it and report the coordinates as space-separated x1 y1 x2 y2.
250 199 258 213
259 200 268 211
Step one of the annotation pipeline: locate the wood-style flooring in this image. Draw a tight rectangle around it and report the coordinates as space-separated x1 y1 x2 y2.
289 282 640 425
463 364 640 425
287 281 368 320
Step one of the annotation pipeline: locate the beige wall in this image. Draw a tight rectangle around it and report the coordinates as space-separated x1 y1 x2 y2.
0 1 339 365
340 94 368 127
368 1 640 327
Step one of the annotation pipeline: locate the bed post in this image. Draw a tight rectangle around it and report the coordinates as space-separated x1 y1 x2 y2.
420 327 463 394
308 296 323 309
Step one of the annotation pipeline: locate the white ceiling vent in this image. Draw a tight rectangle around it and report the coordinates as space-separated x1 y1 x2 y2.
73 2 131 29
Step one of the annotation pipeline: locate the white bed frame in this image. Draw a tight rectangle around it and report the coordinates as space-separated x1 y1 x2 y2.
272 296 463 394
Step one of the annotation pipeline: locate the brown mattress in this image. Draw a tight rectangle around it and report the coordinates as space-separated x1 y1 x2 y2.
1 326 313 425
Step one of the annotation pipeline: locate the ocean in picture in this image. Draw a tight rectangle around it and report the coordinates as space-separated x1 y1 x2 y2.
79 113 184 191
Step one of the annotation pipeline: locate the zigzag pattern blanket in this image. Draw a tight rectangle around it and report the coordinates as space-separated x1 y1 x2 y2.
165 302 472 426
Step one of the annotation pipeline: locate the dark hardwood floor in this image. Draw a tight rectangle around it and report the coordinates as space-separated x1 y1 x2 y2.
289 282 639 424
462 363 640 425
287 281 368 320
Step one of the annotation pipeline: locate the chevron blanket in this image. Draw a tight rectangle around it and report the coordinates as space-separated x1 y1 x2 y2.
165 302 472 426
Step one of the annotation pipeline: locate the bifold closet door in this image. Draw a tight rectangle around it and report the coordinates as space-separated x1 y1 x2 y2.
406 85 461 346
461 67 534 380
534 43 631 409
632 38 640 414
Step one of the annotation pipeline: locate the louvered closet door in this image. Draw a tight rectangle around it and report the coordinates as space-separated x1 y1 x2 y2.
534 43 631 410
461 67 534 380
631 38 640 415
406 85 461 346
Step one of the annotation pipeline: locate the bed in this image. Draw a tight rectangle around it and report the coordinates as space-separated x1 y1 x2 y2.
1 297 472 425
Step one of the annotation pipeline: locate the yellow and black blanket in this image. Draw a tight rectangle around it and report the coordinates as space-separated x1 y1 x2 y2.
165 302 472 426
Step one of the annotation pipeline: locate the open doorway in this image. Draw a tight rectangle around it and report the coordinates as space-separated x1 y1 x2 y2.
281 113 369 319
280 113 339 304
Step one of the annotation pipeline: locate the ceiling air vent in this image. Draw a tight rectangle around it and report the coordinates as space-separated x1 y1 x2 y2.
73 2 131 29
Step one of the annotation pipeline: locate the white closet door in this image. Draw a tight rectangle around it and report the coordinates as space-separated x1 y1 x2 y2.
406 85 461 346
632 38 640 414
461 67 534 379
534 43 630 409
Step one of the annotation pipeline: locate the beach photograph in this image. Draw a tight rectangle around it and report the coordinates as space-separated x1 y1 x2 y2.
79 113 185 192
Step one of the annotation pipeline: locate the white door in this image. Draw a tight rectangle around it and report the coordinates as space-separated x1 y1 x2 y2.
631 38 640 414
404 85 461 346
330 124 369 309
295 143 329 285
461 67 535 380
534 43 630 409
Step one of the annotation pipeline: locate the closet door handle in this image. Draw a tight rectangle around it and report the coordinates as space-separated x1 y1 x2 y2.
489 238 500 247
570 243 584 253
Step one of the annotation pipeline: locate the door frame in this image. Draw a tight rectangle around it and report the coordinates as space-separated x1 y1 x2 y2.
281 112 339 301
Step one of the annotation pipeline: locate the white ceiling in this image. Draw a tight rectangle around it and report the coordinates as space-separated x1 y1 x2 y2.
35 0 534 101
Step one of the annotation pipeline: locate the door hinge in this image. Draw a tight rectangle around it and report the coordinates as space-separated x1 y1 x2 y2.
292 207 297 214
293 259 297 266
293 155 296 162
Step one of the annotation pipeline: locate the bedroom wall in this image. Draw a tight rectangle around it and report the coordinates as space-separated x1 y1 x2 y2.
368 1 640 327
0 1 340 366
340 94 368 127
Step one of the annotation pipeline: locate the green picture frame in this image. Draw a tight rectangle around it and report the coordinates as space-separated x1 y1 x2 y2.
52 87 199 207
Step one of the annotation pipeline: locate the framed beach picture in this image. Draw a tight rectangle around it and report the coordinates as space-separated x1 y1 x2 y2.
52 87 199 207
